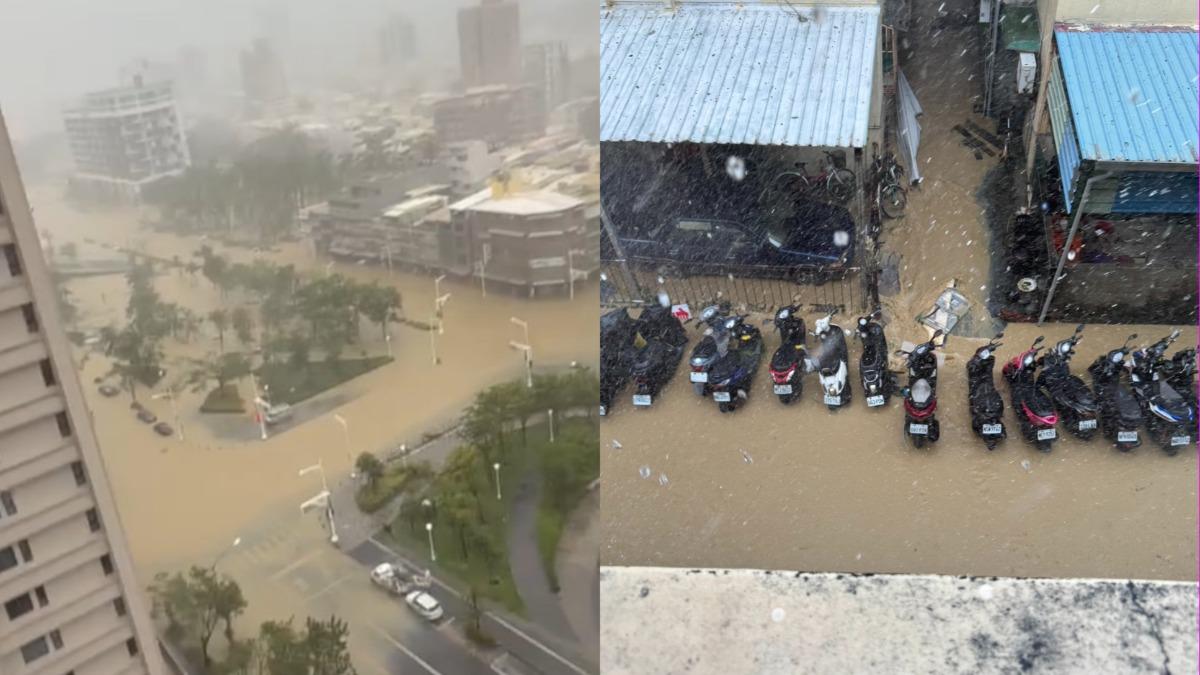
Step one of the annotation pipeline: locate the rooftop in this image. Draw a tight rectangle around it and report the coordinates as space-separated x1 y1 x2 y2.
451 187 584 215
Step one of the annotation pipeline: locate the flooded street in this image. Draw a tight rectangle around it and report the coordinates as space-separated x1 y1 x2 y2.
600 316 1197 580
29 184 600 575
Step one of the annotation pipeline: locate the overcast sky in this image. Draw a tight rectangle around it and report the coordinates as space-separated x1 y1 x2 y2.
0 0 597 139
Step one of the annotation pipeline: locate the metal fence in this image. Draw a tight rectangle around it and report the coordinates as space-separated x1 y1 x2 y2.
600 258 871 315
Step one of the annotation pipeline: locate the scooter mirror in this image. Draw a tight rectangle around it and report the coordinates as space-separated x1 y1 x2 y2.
1170 329 1181 340
1033 336 1045 347
1074 324 1085 335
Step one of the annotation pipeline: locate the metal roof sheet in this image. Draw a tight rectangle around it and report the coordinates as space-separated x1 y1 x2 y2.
600 4 880 148
1055 27 1199 166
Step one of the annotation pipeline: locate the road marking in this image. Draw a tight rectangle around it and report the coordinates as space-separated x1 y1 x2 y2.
304 573 356 601
486 614 589 675
367 623 443 674
269 547 326 581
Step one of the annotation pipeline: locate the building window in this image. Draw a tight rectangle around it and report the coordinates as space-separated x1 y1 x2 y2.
0 546 16 572
126 638 139 657
56 412 72 437
0 490 14 516
34 585 47 607
4 592 34 620
113 597 127 616
86 508 101 532
21 303 38 333
20 636 49 664
18 539 32 562
40 359 57 386
100 554 114 575
3 243 20 276
49 629 63 649
71 461 87 486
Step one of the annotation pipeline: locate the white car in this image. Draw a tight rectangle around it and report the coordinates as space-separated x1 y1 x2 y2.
263 403 293 426
404 590 444 621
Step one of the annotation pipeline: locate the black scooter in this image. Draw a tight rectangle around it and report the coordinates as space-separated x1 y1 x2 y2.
709 316 764 413
1163 347 1197 411
1037 325 1099 441
628 305 689 409
1087 333 1144 452
599 308 638 417
854 309 894 408
1129 330 1194 454
967 333 1006 450
767 305 808 405
687 303 732 396
898 331 943 448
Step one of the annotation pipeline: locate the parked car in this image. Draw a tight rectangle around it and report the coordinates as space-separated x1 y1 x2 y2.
370 562 430 596
153 422 174 437
136 409 157 424
264 403 293 426
98 384 119 397
404 590 444 622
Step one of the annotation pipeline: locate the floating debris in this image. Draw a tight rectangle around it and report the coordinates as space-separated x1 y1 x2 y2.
1021 459 1032 471
612 439 623 449
740 450 754 464
658 472 669 486
771 607 786 622
639 465 652 479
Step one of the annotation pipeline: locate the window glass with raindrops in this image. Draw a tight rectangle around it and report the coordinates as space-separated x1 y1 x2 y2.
598 0 1198 672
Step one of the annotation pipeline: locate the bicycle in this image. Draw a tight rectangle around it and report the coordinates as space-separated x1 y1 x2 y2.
789 151 856 204
873 152 907 219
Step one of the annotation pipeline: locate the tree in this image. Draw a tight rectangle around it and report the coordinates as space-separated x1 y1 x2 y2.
209 309 229 352
355 282 402 342
147 566 244 669
356 452 384 488
258 620 308 675
102 325 163 401
304 615 356 675
189 352 251 392
232 306 255 346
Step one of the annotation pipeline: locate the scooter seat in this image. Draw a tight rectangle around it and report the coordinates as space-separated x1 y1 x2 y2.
770 346 803 371
972 383 1004 416
1154 381 1193 420
1058 377 1097 412
911 378 932 404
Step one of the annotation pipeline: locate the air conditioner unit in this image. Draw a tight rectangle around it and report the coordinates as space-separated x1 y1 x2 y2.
1017 52 1037 94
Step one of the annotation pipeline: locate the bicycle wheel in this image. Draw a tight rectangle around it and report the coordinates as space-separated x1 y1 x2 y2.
880 184 907 219
827 169 856 203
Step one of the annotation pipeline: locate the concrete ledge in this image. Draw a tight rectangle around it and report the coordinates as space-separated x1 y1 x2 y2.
601 566 1198 674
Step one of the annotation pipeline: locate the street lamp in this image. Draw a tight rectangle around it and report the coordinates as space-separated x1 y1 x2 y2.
509 341 533 388
332 414 353 475
430 313 439 366
210 536 242 572
250 374 268 441
385 332 392 358
299 460 337 545
434 275 447 334
548 408 555 443
493 462 502 500
510 316 530 347
425 522 436 562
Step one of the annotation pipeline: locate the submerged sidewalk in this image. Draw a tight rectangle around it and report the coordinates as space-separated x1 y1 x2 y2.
601 567 1198 674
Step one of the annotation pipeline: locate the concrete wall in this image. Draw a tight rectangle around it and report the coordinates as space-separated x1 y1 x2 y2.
1056 0 1196 24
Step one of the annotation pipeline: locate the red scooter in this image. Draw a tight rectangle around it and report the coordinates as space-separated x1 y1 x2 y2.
1002 336 1059 452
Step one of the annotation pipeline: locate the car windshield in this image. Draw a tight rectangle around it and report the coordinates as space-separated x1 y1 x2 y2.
415 594 438 611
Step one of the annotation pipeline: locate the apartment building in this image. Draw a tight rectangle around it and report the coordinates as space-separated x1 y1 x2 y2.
457 0 522 87
62 77 190 203
431 85 546 148
0 115 164 673
523 41 571 114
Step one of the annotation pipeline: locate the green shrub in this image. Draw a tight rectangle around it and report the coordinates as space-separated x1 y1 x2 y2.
199 384 244 413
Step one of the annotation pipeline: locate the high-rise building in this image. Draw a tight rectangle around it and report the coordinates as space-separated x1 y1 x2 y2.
239 38 289 105
379 13 417 67
62 77 191 203
0 113 165 674
457 0 522 87
523 42 570 113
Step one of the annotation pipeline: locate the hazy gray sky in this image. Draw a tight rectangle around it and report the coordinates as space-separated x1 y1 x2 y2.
0 0 596 139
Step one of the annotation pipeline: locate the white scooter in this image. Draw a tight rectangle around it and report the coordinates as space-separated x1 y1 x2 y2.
813 312 851 410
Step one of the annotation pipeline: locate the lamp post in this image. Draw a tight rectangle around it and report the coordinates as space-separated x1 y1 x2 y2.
210 537 242 572
299 460 338 545
510 341 533 388
510 316 530 347
385 332 392 358
250 374 268 441
430 313 439 366
493 462 502 500
333 414 353 476
434 275 446 334
548 408 555 443
425 522 436 562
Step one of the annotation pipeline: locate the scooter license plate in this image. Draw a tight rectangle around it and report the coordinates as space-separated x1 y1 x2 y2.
632 394 652 407
599 406 606 417
982 423 1002 436
690 371 708 383
1078 419 1098 431
1117 431 1138 443
824 394 841 406
1170 435 1191 447
773 384 793 395
866 395 885 407
713 391 732 402
909 423 929 435
1036 428 1056 441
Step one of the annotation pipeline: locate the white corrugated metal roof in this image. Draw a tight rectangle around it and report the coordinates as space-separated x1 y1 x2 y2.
600 3 880 147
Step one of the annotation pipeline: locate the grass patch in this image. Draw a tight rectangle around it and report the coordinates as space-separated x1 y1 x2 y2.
356 464 431 514
385 521 525 614
199 384 245 413
535 509 567 592
256 356 391 405
532 418 599 592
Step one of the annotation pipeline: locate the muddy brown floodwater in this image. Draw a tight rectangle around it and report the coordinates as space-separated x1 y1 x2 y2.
600 315 1197 581
29 185 600 578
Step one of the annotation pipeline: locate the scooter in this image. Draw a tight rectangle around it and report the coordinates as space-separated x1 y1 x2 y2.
1129 330 1194 454
1036 325 1099 440
967 333 1006 450
709 316 764 413
687 304 732 396
1163 347 1197 410
898 331 942 448
812 312 850 411
599 308 638 417
855 309 894 408
1087 333 1144 452
767 305 808 405
1002 336 1059 452
628 305 689 409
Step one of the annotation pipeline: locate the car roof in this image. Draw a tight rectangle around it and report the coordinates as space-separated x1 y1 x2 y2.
409 592 439 610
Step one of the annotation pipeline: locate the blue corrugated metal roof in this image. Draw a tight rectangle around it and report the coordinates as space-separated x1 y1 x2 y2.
600 4 880 147
1055 28 1200 166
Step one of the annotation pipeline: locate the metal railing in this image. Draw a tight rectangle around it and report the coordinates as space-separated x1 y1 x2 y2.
600 258 870 315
